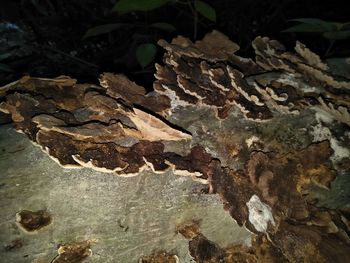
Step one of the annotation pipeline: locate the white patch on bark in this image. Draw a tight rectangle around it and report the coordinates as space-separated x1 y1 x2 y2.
311 111 350 163
245 136 259 148
246 195 276 232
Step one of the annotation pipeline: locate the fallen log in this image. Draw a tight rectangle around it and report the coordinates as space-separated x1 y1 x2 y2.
1 31 349 262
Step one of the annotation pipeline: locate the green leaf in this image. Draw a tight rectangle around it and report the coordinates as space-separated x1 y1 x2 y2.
331 22 343 30
112 0 169 14
136 43 157 68
83 24 125 39
194 0 216 22
0 53 13 61
289 18 328 25
323 30 350 40
282 23 332 33
151 22 176 32
284 18 350 39
288 18 336 32
0 63 14 73
340 22 350 30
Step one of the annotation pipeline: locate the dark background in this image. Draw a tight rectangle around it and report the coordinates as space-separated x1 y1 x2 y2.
1 0 349 88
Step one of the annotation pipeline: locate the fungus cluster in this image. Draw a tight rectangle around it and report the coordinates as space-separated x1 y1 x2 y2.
1 31 349 262
155 31 350 124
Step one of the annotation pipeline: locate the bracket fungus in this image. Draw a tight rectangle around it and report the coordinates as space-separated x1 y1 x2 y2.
1 31 350 262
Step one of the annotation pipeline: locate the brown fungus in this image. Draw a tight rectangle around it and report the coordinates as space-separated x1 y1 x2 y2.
1 32 350 263
51 240 93 263
177 221 284 263
139 252 179 263
16 210 52 232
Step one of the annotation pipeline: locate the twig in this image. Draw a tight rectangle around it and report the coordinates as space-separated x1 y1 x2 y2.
325 39 335 57
132 69 155 75
193 2 198 40
43 45 99 68
187 0 198 40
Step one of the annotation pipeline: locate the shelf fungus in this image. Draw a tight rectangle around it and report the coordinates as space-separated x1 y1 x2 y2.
0 75 193 175
155 32 350 124
1 31 350 262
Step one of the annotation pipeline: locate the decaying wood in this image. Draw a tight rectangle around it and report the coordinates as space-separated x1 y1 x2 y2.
1 31 349 262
